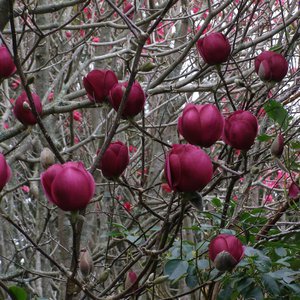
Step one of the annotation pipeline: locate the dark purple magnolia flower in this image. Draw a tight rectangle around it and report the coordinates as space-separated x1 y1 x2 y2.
0 153 12 192
178 103 224 147
83 69 118 103
109 81 146 118
196 32 231 65
224 110 258 150
41 161 95 211
13 91 43 125
209 234 244 272
0 46 16 79
255 51 288 82
164 144 213 192
98 141 129 179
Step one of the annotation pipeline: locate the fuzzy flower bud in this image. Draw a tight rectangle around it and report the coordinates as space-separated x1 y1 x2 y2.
40 148 56 169
79 248 94 278
270 133 284 158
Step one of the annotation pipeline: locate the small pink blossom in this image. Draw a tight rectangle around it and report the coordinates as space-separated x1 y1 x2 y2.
161 183 172 193
137 168 148 177
9 98 15 104
48 92 54 102
123 201 132 212
21 185 30 193
73 111 82 122
80 29 85 38
3 122 9 129
129 145 137 153
11 79 21 90
65 31 72 39
264 194 273 204
115 195 123 201
92 37 100 43
83 7 92 19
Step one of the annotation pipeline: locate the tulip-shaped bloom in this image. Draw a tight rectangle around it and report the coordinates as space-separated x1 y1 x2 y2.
0 153 12 192
224 110 258 150
196 32 231 65
83 69 118 103
164 144 213 192
288 182 300 199
98 141 129 179
0 46 16 79
41 161 95 211
13 91 42 125
109 81 146 118
178 104 224 147
209 234 244 272
271 133 284 158
255 51 288 82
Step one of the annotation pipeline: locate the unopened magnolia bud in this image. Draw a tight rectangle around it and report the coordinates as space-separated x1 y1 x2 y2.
125 271 138 291
40 148 55 169
214 250 237 272
98 268 110 283
187 191 203 211
271 133 284 158
147 273 154 282
234 79 246 87
140 62 156 72
152 275 169 285
288 182 300 199
250 166 260 175
79 248 94 278
30 182 39 199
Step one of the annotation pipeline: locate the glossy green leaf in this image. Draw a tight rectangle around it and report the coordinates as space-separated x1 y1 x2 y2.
217 285 236 300
264 100 290 129
290 140 300 149
257 133 273 142
197 259 209 270
211 197 222 208
245 286 264 300
275 247 287 257
236 277 254 294
164 259 189 281
262 274 280 296
8 286 27 300
185 265 198 288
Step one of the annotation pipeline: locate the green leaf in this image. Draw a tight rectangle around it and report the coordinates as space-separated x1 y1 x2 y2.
262 274 280 295
257 133 273 142
218 285 236 300
164 259 189 281
290 141 300 149
275 247 287 257
264 100 290 129
197 259 209 270
211 197 222 208
269 45 284 53
236 277 254 294
8 286 27 300
185 265 198 288
245 286 264 300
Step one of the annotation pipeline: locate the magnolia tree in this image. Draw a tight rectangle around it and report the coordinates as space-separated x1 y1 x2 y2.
0 0 299 299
